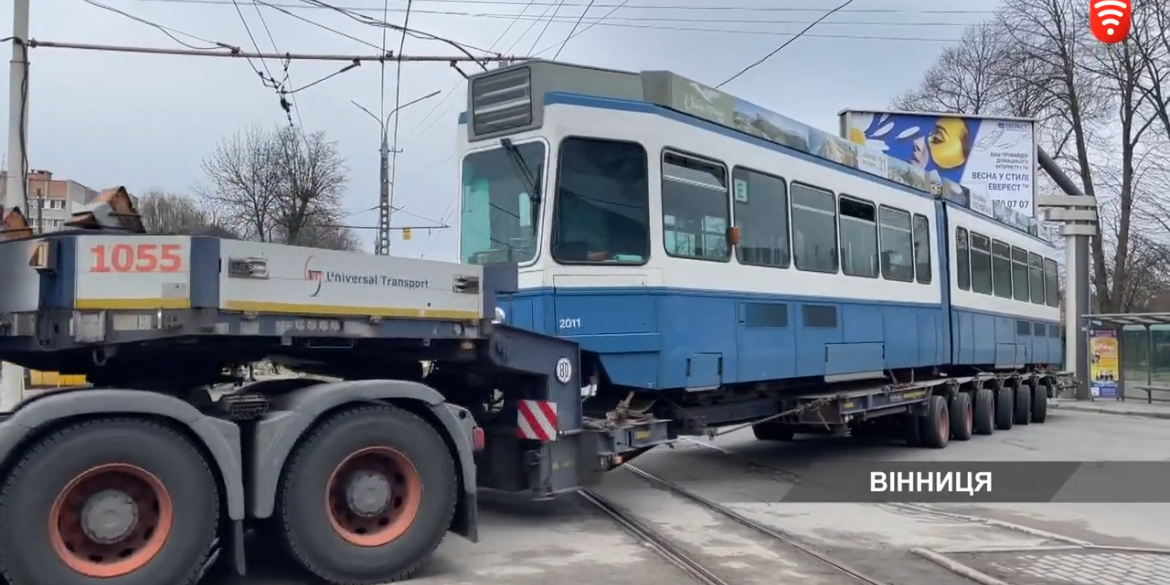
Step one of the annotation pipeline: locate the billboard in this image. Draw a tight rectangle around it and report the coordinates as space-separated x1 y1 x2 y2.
839 110 1037 217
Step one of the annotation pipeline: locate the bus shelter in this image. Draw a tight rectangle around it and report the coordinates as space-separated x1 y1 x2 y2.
1087 313 1170 403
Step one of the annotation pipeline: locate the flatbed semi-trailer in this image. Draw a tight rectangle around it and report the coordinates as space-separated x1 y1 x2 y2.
0 198 670 585
0 196 1074 585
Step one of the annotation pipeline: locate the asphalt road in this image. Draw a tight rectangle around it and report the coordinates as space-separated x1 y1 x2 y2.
232 408 1170 585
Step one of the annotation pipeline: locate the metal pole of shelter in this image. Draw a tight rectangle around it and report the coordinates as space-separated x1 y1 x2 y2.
1 0 31 410
1036 148 1098 401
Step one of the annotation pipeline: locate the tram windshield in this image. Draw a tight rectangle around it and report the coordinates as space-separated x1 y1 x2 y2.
460 141 544 265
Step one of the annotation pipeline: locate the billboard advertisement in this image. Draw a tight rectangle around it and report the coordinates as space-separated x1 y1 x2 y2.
839 110 1037 217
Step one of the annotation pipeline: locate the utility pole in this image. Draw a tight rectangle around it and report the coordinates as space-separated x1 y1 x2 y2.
352 90 440 255
2 0 31 410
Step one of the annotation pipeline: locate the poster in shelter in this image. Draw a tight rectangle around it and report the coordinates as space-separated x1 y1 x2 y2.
1089 328 1118 398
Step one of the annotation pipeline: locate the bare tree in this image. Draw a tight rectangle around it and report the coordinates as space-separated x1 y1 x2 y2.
197 125 360 251
896 0 1170 313
136 190 214 234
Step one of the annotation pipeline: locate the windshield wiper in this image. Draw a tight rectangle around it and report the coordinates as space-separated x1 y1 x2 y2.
500 138 542 226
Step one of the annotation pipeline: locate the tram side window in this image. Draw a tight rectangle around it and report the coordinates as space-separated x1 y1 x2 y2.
912 214 932 284
839 196 878 278
791 183 838 273
1043 258 1060 307
991 239 1013 298
1028 252 1045 304
732 167 790 268
879 206 914 282
969 232 993 294
1011 246 1030 301
551 137 651 264
662 152 731 262
956 227 971 290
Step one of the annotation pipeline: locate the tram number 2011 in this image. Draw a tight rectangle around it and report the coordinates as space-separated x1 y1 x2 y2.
558 318 582 330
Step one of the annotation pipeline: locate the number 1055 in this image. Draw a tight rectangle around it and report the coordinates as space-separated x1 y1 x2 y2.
89 243 184 273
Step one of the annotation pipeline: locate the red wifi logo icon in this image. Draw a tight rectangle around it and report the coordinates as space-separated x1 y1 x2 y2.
1089 0 1131 44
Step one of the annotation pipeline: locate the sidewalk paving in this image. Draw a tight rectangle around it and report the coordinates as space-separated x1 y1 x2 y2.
1051 398 1170 420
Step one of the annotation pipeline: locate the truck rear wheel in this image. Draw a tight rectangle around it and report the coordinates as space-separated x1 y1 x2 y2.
0 419 219 585
278 405 457 584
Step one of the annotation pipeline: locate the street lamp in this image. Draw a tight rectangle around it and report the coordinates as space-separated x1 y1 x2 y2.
351 90 441 255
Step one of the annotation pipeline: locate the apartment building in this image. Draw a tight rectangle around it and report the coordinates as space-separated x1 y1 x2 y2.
0 169 100 233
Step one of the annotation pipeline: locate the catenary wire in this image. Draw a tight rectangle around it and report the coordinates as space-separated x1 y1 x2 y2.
79 0 233 50
133 0 997 15
552 0 596 60
295 0 495 63
385 0 415 246
718 0 860 88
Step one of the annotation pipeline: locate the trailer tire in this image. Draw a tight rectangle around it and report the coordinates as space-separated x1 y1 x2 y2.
919 396 950 449
278 404 456 585
949 393 973 441
1031 380 1048 423
995 387 1015 430
1013 381 1032 425
0 418 218 585
973 388 995 435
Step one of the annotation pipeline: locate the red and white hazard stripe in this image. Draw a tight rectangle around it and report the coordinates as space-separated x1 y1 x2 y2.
516 399 558 442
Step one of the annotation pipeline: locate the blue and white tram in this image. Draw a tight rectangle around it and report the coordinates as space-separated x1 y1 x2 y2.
456 62 1061 398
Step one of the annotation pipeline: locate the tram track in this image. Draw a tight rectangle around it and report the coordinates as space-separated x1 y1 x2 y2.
582 464 888 585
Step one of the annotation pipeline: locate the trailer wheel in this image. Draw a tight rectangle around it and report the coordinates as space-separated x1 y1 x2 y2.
995 386 1015 430
918 396 950 449
949 393 973 441
973 388 995 435
1030 379 1048 423
0 419 218 585
1013 381 1032 425
278 405 456 584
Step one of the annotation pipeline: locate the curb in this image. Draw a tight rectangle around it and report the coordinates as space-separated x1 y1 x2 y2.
1049 402 1170 420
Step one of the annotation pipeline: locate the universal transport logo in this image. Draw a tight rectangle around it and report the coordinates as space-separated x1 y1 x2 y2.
303 256 430 298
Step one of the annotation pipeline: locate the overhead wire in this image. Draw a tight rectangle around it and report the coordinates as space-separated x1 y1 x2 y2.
717 0 860 88
229 0 283 88
294 0 495 65
531 0 625 56
79 0 234 50
384 0 415 249
527 0 567 55
134 0 996 15
552 0 596 60
255 0 385 49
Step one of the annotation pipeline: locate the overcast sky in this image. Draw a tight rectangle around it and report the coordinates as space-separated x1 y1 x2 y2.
2 0 997 259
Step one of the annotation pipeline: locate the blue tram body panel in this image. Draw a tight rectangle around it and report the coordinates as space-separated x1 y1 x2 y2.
462 65 1062 393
